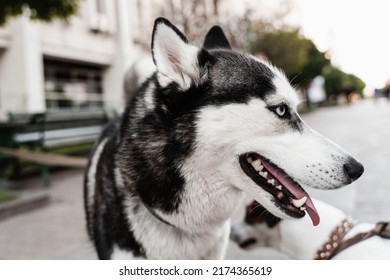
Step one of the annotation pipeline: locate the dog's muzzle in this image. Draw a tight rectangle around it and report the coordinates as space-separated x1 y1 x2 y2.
239 153 320 226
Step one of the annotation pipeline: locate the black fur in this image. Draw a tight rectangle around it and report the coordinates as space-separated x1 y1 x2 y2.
84 119 145 259
203 26 232 50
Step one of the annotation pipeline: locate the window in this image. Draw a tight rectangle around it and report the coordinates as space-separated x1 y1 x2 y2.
88 0 109 33
44 59 104 111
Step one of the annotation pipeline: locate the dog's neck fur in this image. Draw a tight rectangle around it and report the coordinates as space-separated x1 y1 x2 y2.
116 163 245 259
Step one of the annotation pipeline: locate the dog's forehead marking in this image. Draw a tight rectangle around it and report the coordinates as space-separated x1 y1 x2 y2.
267 76 300 109
249 55 299 108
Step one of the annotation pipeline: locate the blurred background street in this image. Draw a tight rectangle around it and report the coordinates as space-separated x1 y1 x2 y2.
0 0 390 260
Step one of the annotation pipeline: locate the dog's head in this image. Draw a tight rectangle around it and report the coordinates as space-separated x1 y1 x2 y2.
151 18 364 225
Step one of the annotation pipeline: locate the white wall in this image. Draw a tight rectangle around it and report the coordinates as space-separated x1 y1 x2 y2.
0 0 138 119
40 0 116 65
103 0 135 112
0 16 45 120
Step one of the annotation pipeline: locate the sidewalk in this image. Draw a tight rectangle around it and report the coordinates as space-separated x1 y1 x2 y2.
0 169 96 259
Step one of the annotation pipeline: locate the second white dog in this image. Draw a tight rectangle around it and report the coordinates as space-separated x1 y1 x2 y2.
231 199 390 259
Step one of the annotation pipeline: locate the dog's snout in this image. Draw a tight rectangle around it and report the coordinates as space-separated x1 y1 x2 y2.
343 157 364 182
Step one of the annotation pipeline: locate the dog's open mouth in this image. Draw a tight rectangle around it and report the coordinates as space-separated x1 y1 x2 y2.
239 153 320 226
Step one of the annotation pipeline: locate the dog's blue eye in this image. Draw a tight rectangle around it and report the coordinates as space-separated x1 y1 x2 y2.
275 105 287 117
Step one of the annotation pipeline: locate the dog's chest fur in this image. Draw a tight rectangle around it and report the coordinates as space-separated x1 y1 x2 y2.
85 122 243 259
119 186 233 260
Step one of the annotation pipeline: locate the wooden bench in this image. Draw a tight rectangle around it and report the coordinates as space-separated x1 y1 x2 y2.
0 109 110 186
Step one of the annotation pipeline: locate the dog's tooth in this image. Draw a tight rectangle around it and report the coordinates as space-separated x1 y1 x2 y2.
292 196 307 208
259 171 266 177
263 171 268 178
258 165 264 171
268 179 275 186
251 159 262 171
300 206 306 211
247 156 253 163
275 185 282 190
277 192 284 200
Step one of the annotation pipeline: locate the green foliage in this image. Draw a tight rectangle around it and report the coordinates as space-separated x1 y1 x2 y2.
0 0 79 26
345 73 365 95
252 28 308 78
293 39 330 87
322 65 366 97
250 20 365 99
251 24 329 88
0 189 17 203
322 65 344 97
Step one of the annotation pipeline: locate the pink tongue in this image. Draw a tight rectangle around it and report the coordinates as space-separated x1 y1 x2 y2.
262 161 320 226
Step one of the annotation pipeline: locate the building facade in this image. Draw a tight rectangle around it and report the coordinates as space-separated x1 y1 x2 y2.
0 0 253 121
0 0 140 120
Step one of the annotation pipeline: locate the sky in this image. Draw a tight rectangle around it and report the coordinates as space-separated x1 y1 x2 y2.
294 0 390 89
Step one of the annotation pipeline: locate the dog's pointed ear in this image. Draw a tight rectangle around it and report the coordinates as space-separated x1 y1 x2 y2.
151 17 206 89
203 26 231 50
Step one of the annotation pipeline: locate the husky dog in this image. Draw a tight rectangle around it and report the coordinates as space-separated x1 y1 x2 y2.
231 200 390 259
84 18 364 259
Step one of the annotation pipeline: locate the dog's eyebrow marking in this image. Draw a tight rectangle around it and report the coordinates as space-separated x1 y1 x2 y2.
265 97 289 107
265 90 301 109
271 76 300 108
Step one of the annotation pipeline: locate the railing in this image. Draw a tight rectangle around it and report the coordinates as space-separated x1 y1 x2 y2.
45 91 104 111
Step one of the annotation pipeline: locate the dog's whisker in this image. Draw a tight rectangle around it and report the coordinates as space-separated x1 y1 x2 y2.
289 72 302 87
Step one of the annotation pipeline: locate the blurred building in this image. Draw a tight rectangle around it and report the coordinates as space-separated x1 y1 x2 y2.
0 0 269 121
0 0 140 120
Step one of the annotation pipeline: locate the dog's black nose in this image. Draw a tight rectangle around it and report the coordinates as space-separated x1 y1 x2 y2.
344 157 364 182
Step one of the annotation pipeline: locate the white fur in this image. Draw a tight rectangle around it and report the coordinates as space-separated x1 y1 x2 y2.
231 199 390 259
152 22 201 89
87 138 108 210
271 75 300 108
143 83 155 110
111 245 143 260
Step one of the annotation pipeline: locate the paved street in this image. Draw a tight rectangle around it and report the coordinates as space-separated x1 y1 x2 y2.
0 169 96 259
302 99 390 222
0 99 389 259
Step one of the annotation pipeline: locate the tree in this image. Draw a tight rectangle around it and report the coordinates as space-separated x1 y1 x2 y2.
133 0 221 49
0 0 79 26
322 65 365 98
344 73 365 96
292 39 330 88
252 28 309 78
251 26 329 89
322 65 345 98
251 25 369 104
